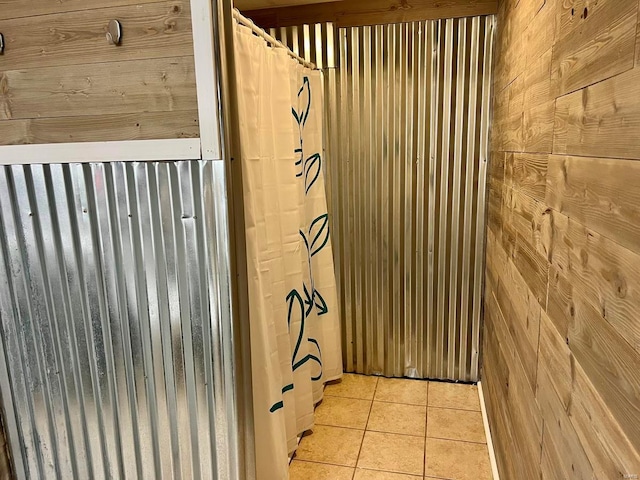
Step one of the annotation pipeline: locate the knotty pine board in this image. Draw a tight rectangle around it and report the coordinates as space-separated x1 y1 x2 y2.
0 110 199 144
552 0 637 96
554 67 640 160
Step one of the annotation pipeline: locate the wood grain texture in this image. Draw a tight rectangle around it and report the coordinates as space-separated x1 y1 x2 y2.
546 154 640 255
0 1 193 70
0 1 198 145
484 0 640 478
537 310 572 410
504 188 552 260
0 56 197 120
569 360 640 479
0 110 199 144
525 0 555 64
569 294 640 449
551 212 640 356
242 0 498 28
637 13 640 66
536 363 594 480
507 152 548 201
0 0 162 21
494 262 540 391
551 0 637 96
484 276 543 480
235 0 339 10
512 233 548 307
494 0 539 91
502 75 525 152
523 51 553 152
546 266 573 340
553 67 640 159
0 117 28 144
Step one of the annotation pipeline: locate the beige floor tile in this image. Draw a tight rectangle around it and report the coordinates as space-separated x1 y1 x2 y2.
354 468 422 479
428 382 481 411
295 425 364 467
289 460 355 480
426 407 486 443
425 437 492 480
374 378 428 406
367 402 426 436
357 431 425 476
325 373 379 400
315 396 372 429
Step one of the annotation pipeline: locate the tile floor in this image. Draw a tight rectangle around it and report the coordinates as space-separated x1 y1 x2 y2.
290 374 492 480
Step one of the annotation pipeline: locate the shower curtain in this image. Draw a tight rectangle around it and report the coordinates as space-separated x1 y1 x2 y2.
233 23 343 479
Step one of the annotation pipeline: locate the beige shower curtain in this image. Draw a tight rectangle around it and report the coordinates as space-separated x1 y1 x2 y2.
233 22 342 479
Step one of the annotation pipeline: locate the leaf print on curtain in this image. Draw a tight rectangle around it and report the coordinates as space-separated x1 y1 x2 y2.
233 22 342 480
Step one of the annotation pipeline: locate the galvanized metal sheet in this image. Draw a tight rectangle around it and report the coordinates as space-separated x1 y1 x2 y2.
274 16 495 382
0 160 238 479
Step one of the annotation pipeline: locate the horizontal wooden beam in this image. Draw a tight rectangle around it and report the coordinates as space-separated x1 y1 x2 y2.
241 0 498 28
235 0 340 11
0 110 199 145
0 138 201 165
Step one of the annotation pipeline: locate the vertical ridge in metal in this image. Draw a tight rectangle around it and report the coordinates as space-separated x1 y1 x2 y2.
274 16 495 382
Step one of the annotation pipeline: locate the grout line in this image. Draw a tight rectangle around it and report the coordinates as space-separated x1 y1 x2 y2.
426 405 483 413
365 427 425 438
425 435 488 445
315 419 433 439
367 399 428 407
324 393 376 401
426 403 482 412
478 381 501 480
291 457 356 469
423 381 429 476
352 376 378 475
313 423 366 432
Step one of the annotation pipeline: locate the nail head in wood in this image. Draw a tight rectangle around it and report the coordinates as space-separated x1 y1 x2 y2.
106 19 122 46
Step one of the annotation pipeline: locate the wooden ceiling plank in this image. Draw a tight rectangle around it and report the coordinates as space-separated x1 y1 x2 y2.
241 0 499 28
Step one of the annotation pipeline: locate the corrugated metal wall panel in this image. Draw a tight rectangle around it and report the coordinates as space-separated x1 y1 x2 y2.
274 16 495 382
0 160 238 479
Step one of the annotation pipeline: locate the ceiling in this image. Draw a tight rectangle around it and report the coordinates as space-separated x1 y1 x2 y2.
235 0 339 11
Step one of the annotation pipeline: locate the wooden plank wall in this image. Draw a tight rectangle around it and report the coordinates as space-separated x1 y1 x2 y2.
0 1 199 145
484 0 640 478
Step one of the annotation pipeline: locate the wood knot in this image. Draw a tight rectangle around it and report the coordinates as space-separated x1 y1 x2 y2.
579 249 588 267
561 160 568 183
581 88 589 108
613 272 627 298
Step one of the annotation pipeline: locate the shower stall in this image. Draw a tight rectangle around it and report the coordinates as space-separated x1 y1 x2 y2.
270 17 494 381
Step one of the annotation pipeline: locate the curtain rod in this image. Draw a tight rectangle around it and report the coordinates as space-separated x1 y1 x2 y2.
232 9 317 70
